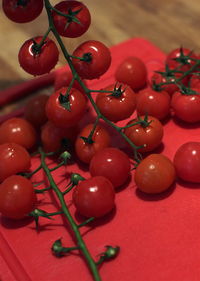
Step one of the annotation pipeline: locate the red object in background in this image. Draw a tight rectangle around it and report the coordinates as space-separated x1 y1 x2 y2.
1 38 200 281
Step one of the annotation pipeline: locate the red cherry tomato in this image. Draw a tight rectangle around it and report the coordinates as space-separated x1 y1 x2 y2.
190 75 200 89
0 143 31 183
72 40 111 80
52 1 91 38
2 0 43 23
0 175 36 219
46 87 87 128
89 147 131 188
96 84 137 122
124 115 163 153
136 87 171 120
115 57 147 91
0 117 37 149
18 36 59 76
73 176 115 218
174 142 200 183
75 123 111 164
134 154 176 194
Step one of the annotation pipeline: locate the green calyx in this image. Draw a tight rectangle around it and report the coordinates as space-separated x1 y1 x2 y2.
59 93 71 111
180 85 199 96
109 84 125 97
52 239 79 257
17 0 28 7
173 47 194 65
137 114 152 128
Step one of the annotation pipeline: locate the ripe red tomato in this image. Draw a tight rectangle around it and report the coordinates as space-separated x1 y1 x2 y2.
171 89 200 123
136 87 171 120
115 57 147 91
0 117 37 149
89 147 131 188
46 87 87 128
96 84 137 122
124 115 163 153
0 143 31 183
0 175 36 219
173 142 200 183
73 176 115 218
134 154 176 194
75 123 111 164
52 1 91 38
190 75 200 89
72 40 111 80
2 0 43 23
18 36 59 76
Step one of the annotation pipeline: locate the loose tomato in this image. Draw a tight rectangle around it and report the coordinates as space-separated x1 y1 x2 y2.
46 87 87 128
72 40 111 80
52 1 91 38
89 147 131 188
75 123 110 164
96 84 137 122
18 36 59 76
124 115 163 153
0 175 36 219
134 154 176 194
0 143 31 183
73 176 115 218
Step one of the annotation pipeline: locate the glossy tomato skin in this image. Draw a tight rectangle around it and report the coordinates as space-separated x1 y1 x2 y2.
2 0 43 23
174 142 200 183
0 117 37 149
0 143 31 183
171 90 200 123
73 176 115 218
0 175 36 219
89 147 131 188
46 87 87 128
52 1 91 38
18 36 59 76
124 116 163 153
72 40 111 80
134 154 176 194
136 87 171 120
96 84 137 122
75 123 111 163
115 57 147 91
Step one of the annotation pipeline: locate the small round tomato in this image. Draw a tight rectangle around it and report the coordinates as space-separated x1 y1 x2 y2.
46 87 87 128
0 175 36 219
124 115 163 153
174 142 200 183
136 87 171 120
18 36 59 76
89 147 131 188
72 40 111 80
75 123 110 164
73 176 115 218
96 84 137 122
115 57 147 91
0 143 31 183
52 1 91 38
134 154 176 194
0 117 37 149
2 0 43 23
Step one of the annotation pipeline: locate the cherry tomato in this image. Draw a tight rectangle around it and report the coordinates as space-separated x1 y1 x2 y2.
89 147 131 188
134 154 176 194
0 117 37 149
72 40 111 80
2 0 43 23
75 123 110 164
0 175 36 219
174 142 200 183
52 1 91 38
190 75 200 90
96 84 137 122
124 115 163 153
115 57 147 91
0 143 31 183
73 176 115 218
18 36 59 76
46 87 87 128
136 87 171 120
